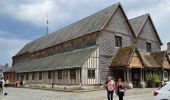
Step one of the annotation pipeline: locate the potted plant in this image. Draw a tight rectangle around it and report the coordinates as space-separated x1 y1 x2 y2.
146 72 160 88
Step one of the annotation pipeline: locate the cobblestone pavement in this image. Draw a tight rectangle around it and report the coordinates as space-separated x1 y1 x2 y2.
0 87 156 100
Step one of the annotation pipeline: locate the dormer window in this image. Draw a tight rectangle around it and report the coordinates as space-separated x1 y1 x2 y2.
146 42 151 52
115 36 122 47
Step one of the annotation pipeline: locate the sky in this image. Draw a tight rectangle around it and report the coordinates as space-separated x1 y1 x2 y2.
0 0 170 66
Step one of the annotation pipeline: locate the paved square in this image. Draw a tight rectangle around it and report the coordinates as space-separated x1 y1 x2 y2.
0 87 155 100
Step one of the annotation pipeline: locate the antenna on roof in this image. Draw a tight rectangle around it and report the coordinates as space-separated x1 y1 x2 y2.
45 12 49 36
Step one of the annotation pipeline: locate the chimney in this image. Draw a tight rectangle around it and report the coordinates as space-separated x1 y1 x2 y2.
168 42 170 54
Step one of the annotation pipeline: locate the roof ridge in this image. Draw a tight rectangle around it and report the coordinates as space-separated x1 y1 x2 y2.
129 14 149 35
15 3 120 56
27 3 121 43
129 13 149 20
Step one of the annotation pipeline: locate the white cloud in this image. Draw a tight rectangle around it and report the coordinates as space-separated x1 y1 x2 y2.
0 0 170 65
0 0 114 30
0 37 29 66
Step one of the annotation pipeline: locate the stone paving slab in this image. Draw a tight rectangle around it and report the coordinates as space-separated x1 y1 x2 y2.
0 87 157 100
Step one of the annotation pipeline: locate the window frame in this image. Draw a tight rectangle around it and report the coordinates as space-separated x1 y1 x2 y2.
115 35 122 47
48 71 52 79
146 42 152 52
58 70 62 79
70 69 76 79
88 69 95 79
32 72 35 80
26 73 29 80
39 72 42 80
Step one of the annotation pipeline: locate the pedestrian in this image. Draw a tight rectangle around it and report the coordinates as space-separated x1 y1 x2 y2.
5 79 9 87
116 78 126 100
0 78 5 94
105 76 115 100
15 80 19 87
20 79 23 87
0 78 3 93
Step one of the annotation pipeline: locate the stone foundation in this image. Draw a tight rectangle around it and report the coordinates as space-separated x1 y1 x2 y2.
139 81 146 88
126 82 133 89
24 84 104 92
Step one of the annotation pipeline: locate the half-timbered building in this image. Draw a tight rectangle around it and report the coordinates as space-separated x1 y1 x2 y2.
12 3 135 86
11 2 170 88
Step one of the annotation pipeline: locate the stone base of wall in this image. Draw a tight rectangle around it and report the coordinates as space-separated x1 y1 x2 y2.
126 82 133 89
24 84 104 92
139 81 146 88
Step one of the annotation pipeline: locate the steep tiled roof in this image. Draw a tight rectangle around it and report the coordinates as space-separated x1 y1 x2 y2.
15 3 120 56
140 52 159 68
12 47 97 73
129 14 149 36
111 46 135 67
151 51 170 69
151 51 166 67
129 14 163 45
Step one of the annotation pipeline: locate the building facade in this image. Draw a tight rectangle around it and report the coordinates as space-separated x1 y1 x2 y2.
11 3 170 88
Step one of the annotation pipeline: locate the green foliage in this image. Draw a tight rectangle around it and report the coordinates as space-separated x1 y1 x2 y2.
146 72 160 83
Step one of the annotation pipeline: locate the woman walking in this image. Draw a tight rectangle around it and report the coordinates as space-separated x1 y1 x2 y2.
116 78 126 100
105 76 115 100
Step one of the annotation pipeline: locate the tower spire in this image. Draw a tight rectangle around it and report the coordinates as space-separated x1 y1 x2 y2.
46 12 48 36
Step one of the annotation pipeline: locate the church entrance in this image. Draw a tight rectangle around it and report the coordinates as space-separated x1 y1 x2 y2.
112 68 125 82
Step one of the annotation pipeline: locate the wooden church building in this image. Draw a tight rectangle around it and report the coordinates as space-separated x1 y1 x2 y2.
11 3 170 88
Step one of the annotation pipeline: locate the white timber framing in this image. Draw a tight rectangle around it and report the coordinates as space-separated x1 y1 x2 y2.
81 47 100 85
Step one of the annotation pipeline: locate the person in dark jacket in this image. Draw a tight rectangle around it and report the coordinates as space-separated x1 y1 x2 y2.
116 78 126 100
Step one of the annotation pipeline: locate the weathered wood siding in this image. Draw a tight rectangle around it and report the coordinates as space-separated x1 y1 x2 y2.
81 47 99 85
4 72 16 81
96 6 134 84
18 69 81 85
137 19 161 52
13 33 97 65
96 31 132 84
105 7 133 35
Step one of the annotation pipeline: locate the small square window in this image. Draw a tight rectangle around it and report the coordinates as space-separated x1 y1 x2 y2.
88 69 95 79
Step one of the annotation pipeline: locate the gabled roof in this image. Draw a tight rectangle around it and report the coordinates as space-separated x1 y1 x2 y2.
12 46 97 73
151 51 170 68
111 46 136 67
111 46 144 68
140 52 159 68
129 14 149 36
129 14 163 45
15 3 121 56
